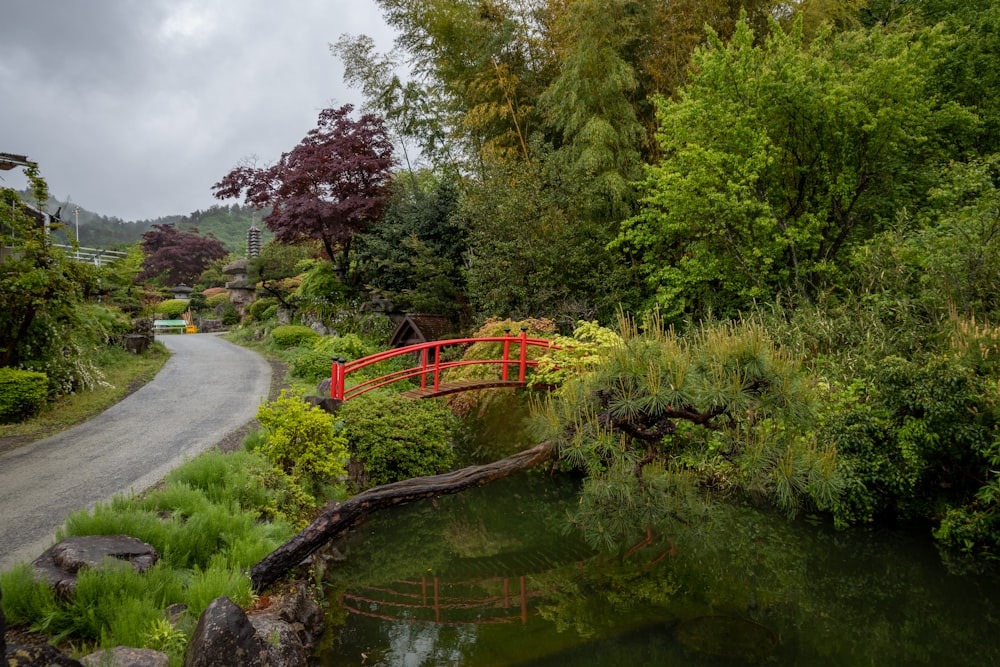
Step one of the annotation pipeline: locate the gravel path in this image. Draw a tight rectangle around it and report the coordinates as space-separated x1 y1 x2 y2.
0 334 272 571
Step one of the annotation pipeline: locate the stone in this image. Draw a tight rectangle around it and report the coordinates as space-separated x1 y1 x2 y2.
184 597 268 667
5 643 84 666
123 334 151 354
271 581 325 651
248 615 306 667
303 395 341 414
32 535 159 597
81 647 169 667
316 378 331 396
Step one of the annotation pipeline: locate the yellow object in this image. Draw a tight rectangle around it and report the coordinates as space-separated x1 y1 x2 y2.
185 325 198 334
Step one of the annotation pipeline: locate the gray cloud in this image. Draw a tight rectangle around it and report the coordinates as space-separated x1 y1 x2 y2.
0 0 396 220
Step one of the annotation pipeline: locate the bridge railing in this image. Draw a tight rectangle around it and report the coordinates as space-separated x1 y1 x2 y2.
330 328 559 401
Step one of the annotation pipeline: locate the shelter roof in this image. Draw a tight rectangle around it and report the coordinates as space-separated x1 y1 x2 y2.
389 313 453 348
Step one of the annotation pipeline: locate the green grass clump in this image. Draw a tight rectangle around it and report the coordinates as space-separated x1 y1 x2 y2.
1 448 301 664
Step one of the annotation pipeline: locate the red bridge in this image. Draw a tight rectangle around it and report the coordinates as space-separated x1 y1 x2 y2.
330 328 559 401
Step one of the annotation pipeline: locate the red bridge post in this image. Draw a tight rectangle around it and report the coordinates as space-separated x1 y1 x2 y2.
330 358 346 400
502 328 511 381
519 326 528 382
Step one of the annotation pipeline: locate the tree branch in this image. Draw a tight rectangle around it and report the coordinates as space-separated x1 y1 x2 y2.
250 440 556 593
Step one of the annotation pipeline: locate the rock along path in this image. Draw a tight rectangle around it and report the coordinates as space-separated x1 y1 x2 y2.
0 334 271 572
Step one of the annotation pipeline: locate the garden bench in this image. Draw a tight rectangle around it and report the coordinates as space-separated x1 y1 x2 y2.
153 319 188 334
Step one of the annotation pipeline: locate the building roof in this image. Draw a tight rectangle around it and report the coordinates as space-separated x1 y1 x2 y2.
388 313 453 348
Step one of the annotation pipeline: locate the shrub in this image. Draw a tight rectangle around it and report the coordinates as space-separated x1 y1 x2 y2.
256 389 349 489
0 367 48 423
290 349 333 384
156 299 190 318
312 333 372 360
205 291 230 307
823 354 1000 542
219 301 240 326
271 325 320 348
340 393 457 487
165 448 317 527
247 297 280 322
291 334 375 384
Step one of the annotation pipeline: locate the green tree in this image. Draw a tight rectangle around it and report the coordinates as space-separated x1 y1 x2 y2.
850 156 1000 319
532 316 841 551
353 173 467 320
0 167 89 371
618 17 977 319
538 0 646 222
456 156 631 321
372 0 556 171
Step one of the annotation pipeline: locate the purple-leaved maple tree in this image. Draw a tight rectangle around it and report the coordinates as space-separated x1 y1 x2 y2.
212 105 395 280
138 224 229 286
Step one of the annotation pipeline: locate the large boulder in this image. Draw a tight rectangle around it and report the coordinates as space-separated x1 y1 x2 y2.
184 597 268 667
186 586 325 667
32 535 159 597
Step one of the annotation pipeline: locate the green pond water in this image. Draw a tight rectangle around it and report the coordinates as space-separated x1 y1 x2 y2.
315 471 1000 666
316 396 1000 665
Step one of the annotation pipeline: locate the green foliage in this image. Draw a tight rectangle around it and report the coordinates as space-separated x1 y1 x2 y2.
353 173 467 319
183 560 255 618
619 16 977 319
538 0 645 221
247 297 280 322
205 291 230 308
187 291 208 313
270 324 320 348
255 389 349 489
290 334 373 384
456 157 630 322
533 315 841 550
443 318 558 417
155 298 190 318
312 333 372 360
164 448 317 528
821 351 1000 549
289 348 334 384
0 366 48 423
532 320 623 387
339 393 457 487
0 563 59 625
295 260 347 305
6 447 305 656
0 168 97 383
850 156 1000 320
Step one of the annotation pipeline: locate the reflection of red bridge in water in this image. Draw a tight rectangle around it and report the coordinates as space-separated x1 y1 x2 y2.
342 575 543 626
330 328 560 402
340 530 676 626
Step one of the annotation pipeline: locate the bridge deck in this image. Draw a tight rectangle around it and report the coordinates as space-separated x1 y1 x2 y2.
400 379 528 399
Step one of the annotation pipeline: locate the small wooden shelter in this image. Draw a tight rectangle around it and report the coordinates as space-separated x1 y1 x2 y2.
388 313 453 348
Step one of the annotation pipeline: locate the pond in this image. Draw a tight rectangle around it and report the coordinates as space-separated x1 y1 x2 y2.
315 470 1000 666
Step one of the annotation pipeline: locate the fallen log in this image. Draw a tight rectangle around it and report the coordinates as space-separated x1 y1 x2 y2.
250 440 556 593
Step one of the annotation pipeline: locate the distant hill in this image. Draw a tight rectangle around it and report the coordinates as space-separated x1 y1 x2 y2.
22 192 270 255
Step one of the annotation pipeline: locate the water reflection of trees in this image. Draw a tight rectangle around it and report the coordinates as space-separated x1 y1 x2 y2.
322 473 1000 665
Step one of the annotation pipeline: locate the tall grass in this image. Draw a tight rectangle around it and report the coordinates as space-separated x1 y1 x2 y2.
1 448 298 663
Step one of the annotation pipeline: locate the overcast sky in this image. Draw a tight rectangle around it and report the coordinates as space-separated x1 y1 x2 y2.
0 0 397 221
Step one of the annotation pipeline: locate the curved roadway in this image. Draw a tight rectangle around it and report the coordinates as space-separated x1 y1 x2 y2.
0 334 271 571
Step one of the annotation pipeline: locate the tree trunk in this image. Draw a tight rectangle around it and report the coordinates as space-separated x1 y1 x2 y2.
250 441 556 593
